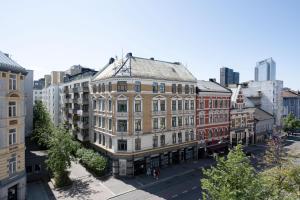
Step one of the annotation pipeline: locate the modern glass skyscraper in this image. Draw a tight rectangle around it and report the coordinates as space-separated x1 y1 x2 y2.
254 58 276 81
220 67 240 87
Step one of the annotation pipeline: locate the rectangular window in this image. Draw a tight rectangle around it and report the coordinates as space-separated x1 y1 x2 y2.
98 116 102 127
200 115 205 125
118 140 127 151
190 85 194 94
135 138 141 150
178 100 182 110
172 117 177 127
94 132 97 143
8 102 16 117
172 133 176 144
185 132 189 142
172 84 176 93
160 117 166 129
152 82 158 93
9 74 17 90
109 137 112 149
98 133 102 144
117 120 127 132
135 119 142 131
108 82 112 92
135 100 141 112
160 83 165 93
109 119 112 130
102 117 105 128
9 129 16 145
214 100 218 108
177 84 182 94
185 117 189 125
190 100 194 110
153 100 158 111
172 100 177 111
93 100 97 110
135 81 141 92
200 99 204 109
117 100 127 112
185 100 189 110
178 132 182 143
160 135 165 146
108 100 112 111
153 136 158 147
102 100 105 111
103 135 106 146
190 116 194 125
178 116 183 127
160 100 165 111
153 118 159 129
94 116 97 126
190 131 194 140
9 156 16 175
117 81 127 92
185 85 189 94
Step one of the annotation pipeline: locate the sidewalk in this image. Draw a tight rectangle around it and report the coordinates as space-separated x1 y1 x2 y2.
48 159 215 200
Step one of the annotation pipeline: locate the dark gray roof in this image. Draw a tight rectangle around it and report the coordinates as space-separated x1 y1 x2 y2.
0 51 27 75
197 80 231 93
93 55 197 82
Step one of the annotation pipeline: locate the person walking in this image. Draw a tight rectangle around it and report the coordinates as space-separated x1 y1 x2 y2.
153 168 156 179
156 168 160 180
147 167 151 176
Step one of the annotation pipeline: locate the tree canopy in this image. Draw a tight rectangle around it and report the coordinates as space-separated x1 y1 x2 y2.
283 113 300 134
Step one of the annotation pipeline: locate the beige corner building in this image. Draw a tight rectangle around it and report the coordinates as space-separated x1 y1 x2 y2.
0 52 27 200
90 53 198 176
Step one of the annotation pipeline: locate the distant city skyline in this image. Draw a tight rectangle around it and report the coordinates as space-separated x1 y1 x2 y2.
1 0 300 89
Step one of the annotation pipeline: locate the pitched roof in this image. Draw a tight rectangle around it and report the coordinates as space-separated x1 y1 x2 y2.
197 80 231 93
0 51 27 75
93 56 197 82
282 90 300 98
253 107 274 121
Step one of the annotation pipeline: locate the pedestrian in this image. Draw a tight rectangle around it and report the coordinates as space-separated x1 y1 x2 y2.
153 168 156 179
147 167 151 176
156 168 160 180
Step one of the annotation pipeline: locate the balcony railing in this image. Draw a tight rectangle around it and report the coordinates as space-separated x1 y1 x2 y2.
77 97 89 104
72 87 79 93
78 86 89 93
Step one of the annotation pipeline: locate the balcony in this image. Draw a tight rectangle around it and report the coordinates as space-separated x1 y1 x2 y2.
78 86 89 93
64 87 69 93
72 87 79 93
78 121 89 129
77 97 89 104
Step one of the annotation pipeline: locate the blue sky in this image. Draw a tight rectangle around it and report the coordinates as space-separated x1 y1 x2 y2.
1 0 300 89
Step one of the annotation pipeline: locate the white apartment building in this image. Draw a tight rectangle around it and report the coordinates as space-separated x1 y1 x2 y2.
242 80 283 126
42 85 60 126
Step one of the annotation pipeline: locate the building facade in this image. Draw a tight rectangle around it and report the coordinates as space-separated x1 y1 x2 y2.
196 80 232 156
241 80 283 126
61 67 97 141
90 54 198 176
255 58 276 81
282 89 300 120
33 78 45 104
24 70 33 137
220 67 239 87
42 85 60 126
0 52 27 200
229 85 255 146
253 107 274 143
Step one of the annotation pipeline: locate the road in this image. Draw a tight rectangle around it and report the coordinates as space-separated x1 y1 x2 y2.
110 169 203 200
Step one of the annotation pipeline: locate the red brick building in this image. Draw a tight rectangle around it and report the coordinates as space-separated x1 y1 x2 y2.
196 80 232 156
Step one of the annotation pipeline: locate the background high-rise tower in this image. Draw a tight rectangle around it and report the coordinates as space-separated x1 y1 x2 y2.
254 58 276 81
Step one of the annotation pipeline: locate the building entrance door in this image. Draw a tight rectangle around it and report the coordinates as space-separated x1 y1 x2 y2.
8 184 18 200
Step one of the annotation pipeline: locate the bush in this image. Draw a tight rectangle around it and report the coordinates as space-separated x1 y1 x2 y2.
76 148 107 176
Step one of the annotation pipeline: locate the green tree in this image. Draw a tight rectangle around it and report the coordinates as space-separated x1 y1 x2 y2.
46 127 78 187
283 113 300 135
201 145 263 200
260 137 300 199
32 101 54 148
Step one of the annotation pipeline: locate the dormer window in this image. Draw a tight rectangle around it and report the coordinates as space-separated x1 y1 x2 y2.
117 81 127 92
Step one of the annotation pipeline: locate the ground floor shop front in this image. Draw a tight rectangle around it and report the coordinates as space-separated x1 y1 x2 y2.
111 144 198 177
0 172 26 200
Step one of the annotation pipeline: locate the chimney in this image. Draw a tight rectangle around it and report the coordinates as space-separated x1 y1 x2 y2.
4 53 9 58
150 57 154 60
108 57 115 64
126 52 132 58
209 78 216 82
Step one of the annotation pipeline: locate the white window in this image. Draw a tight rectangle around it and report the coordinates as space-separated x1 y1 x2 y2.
153 100 158 111
9 156 17 175
135 119 142 131
108 99 112 111
153 118 159 129
9 129 16 145
117 100 127 112
160 117 166 129
108 119 112 130
9 102 16 117
9 74 17 90
135 100 141 112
